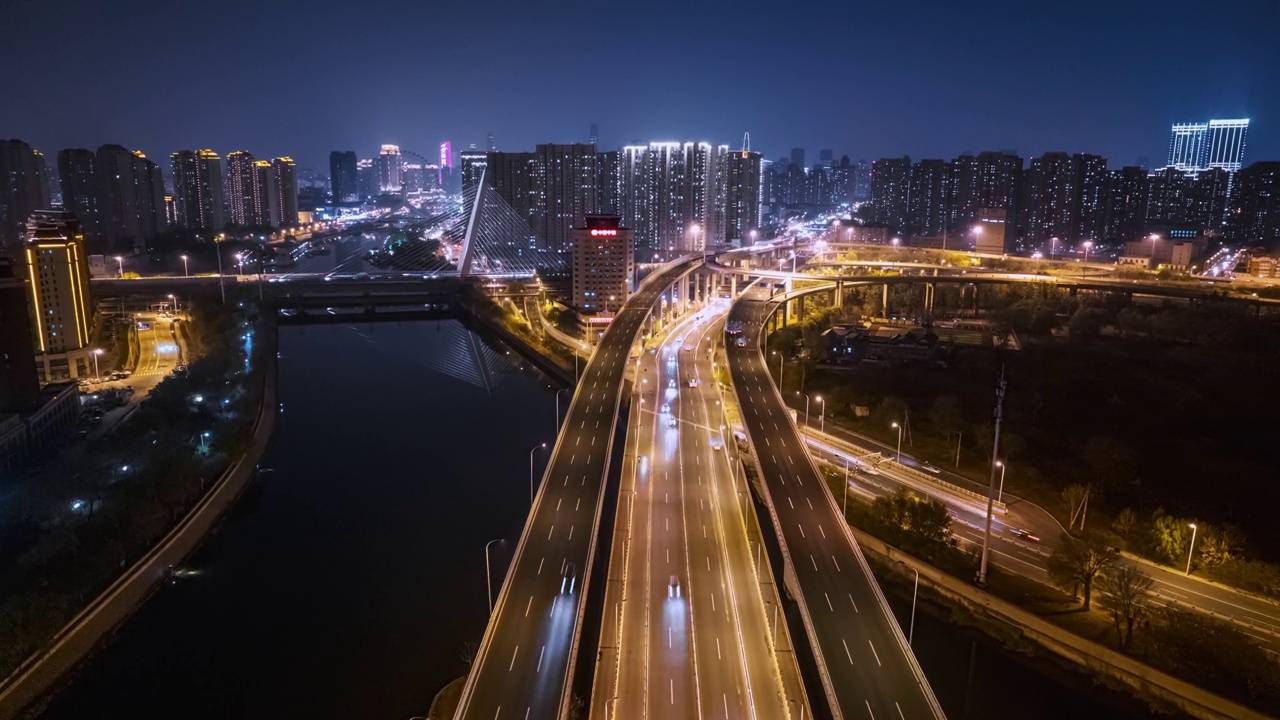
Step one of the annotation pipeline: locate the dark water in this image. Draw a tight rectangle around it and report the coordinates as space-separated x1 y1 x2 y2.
39 319 1171 719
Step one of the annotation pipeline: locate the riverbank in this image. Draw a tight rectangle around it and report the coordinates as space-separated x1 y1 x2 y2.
0 313 279 719
428 677 465 720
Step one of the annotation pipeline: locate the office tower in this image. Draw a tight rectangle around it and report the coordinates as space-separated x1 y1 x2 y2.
1023 152 1077 246
790 148 805 170
1073 153 1108 243
356 159 377 199
1169 123 1207 171
726 150 762 244
869 156 911 236
329 151 358 203
460 151 489 193
1102 167 1149 243
0 256 39 412
589 123 599 146
596 150 620 215
439 141 453 182
378 145 403 193
908 159 948 236
273 157 298 226
571 215 634 314
24 211 92 379
171 149 225 231
974 208 1009 253
226 151 256 226
1204 119 1249 173
0 140 49 258
819 149 834 168
57 149 103 250
1228 161 1280 243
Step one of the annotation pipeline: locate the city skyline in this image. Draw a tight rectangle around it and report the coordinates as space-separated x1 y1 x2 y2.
2 0 1276 173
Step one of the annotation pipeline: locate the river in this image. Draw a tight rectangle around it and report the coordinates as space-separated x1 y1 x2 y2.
38 319 1169 719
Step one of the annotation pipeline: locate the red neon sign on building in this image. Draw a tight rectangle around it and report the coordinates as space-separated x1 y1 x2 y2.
589 228 618 237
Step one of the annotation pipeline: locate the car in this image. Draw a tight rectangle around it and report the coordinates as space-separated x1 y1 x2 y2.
683 345 693 352
661 402 670 414
668 416 678 428
668 575 682 598
687 378 698 388
1010 528 1041 542
668 378 676 388
735 337 747 347
710 438 723 451
560 561 577 594
920 461 941 474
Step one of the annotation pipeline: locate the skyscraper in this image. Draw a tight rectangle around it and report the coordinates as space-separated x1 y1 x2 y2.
595 150 620 215
908 159 948 236
329 151 359 203
97 145 164 248
1023 152 1077 246
171 149 225 231
460 150 489 193
1168 118 1249 173
726 151 762 244
24 211 93 380
1073 153 1108 243
251 160 279 227
273 157 299 226
378 145 403 194
1101 167 1149 243
0 140 49 258
0 256 39 413
1169 123 1207 172
439 141 453 186
616 142 728 258
789 148 805 170
1228 161 1280 243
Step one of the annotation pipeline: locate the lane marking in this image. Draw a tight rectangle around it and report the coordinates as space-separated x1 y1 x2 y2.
537 557 544 574
825 592 834 611
547 525 554 540
849 593 859 612
868 640 882 666
508 645 519 671
833 556 841 572
525 596 532 617
536 645 545 672
865 700 876 719
810 554 818 571
842 638 854 664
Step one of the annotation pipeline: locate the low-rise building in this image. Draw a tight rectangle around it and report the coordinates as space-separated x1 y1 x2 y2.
822 324 951 365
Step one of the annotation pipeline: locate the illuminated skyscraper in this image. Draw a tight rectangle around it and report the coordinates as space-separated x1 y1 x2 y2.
226 151 256 226
378 144 403 193
726 150 762 244
272 157 298 226
1168 123 1207 172
869 156 911 236
1168 118 1249 173
439 141 453 185
329 151 358 203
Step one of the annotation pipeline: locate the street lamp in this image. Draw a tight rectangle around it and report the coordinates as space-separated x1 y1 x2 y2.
899 561 919 646
891 421 903 463
1185 523 1198 575
843 457 851 517
996 460 1007 503
772 350 784 392
1148 233 1161 260
799 391 810 429
167 293 177 313
199 431 211 453
485 538 503 615
181 254 189 277
91 348 103 379
114 255 124 278
555 388 568 431
1081 241 1093 265
815 395 825 434
236 253 245 276
529 442 547 503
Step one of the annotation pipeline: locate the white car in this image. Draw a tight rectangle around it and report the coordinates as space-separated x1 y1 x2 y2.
668 575 682 598
561 562 577 595
661 402 670 414
669 378 676 388
687 378 699 388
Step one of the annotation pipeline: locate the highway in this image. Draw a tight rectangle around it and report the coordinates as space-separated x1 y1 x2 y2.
453 258 699 720
727 284 946 720
601 301 795 719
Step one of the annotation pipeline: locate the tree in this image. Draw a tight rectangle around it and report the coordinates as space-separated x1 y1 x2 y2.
1047 533 1117 609
872 396 908 428
1150 510 1189 565
1068 306 1109 340
1061 484 1091 531
1199 524 1246 568
1081 436 1137 496
1098 564 1153 650
1111 507 1140 540
929 396 963 442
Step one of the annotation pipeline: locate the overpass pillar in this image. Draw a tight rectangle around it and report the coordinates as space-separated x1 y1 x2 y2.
730 273 738 298
834 280 843 307
882 282 889 316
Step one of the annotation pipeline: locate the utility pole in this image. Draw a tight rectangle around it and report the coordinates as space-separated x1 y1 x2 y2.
977 368 1006 586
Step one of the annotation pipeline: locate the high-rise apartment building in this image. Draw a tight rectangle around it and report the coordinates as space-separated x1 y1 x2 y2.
226 151 256 226
617 142 728 258
790 148 805 170
571 215 634 315
726 150 762 244
530 144 598 255
98 145 165 247
56 149 102 250
273 157 298 226
1146 166 1195 224
908 159 948 236
868 156 911 236
0 140 49 258
1073 153 1108 243
0 256 39 413
1168 119 1249 173
1228 162 1280 243
1101 167 1149 243
829 156 853 206
24 211 92 380
378 145 403 193
1023 152 1078 246
460 151 489 193
252 160 280 227
851 160 871 202
329 151 359 203
171 149 225 231
595 150 620 215
1169 123 1208 172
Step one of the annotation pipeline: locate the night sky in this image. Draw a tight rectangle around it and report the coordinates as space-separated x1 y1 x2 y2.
4 0 1277 173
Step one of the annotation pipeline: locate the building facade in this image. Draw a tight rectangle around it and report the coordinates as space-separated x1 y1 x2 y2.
571 215 634 316
1 140 49 259
171 149 225 231
0 256 39 413
24 211 93 380
330 151 359 203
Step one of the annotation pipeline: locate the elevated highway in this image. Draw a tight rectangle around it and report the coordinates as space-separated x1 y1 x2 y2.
452 257 701 720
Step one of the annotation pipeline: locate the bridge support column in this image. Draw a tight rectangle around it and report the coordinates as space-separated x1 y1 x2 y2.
730 273 738 298
834 280 843 307
882 282 889 316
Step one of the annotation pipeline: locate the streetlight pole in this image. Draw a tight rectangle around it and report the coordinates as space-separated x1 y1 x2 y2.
181 254 189 277
843 457 850 517
91 348 102 379
215 237 226 304
891 421 903 462
529 442 547 504
997 460 1007 503
900 562 919 646
772 351 784 393
485 538 503 615
801 392 810 429
816 396 825 434
1185 523 1198 575
555 388 568 431
114 255 124 278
